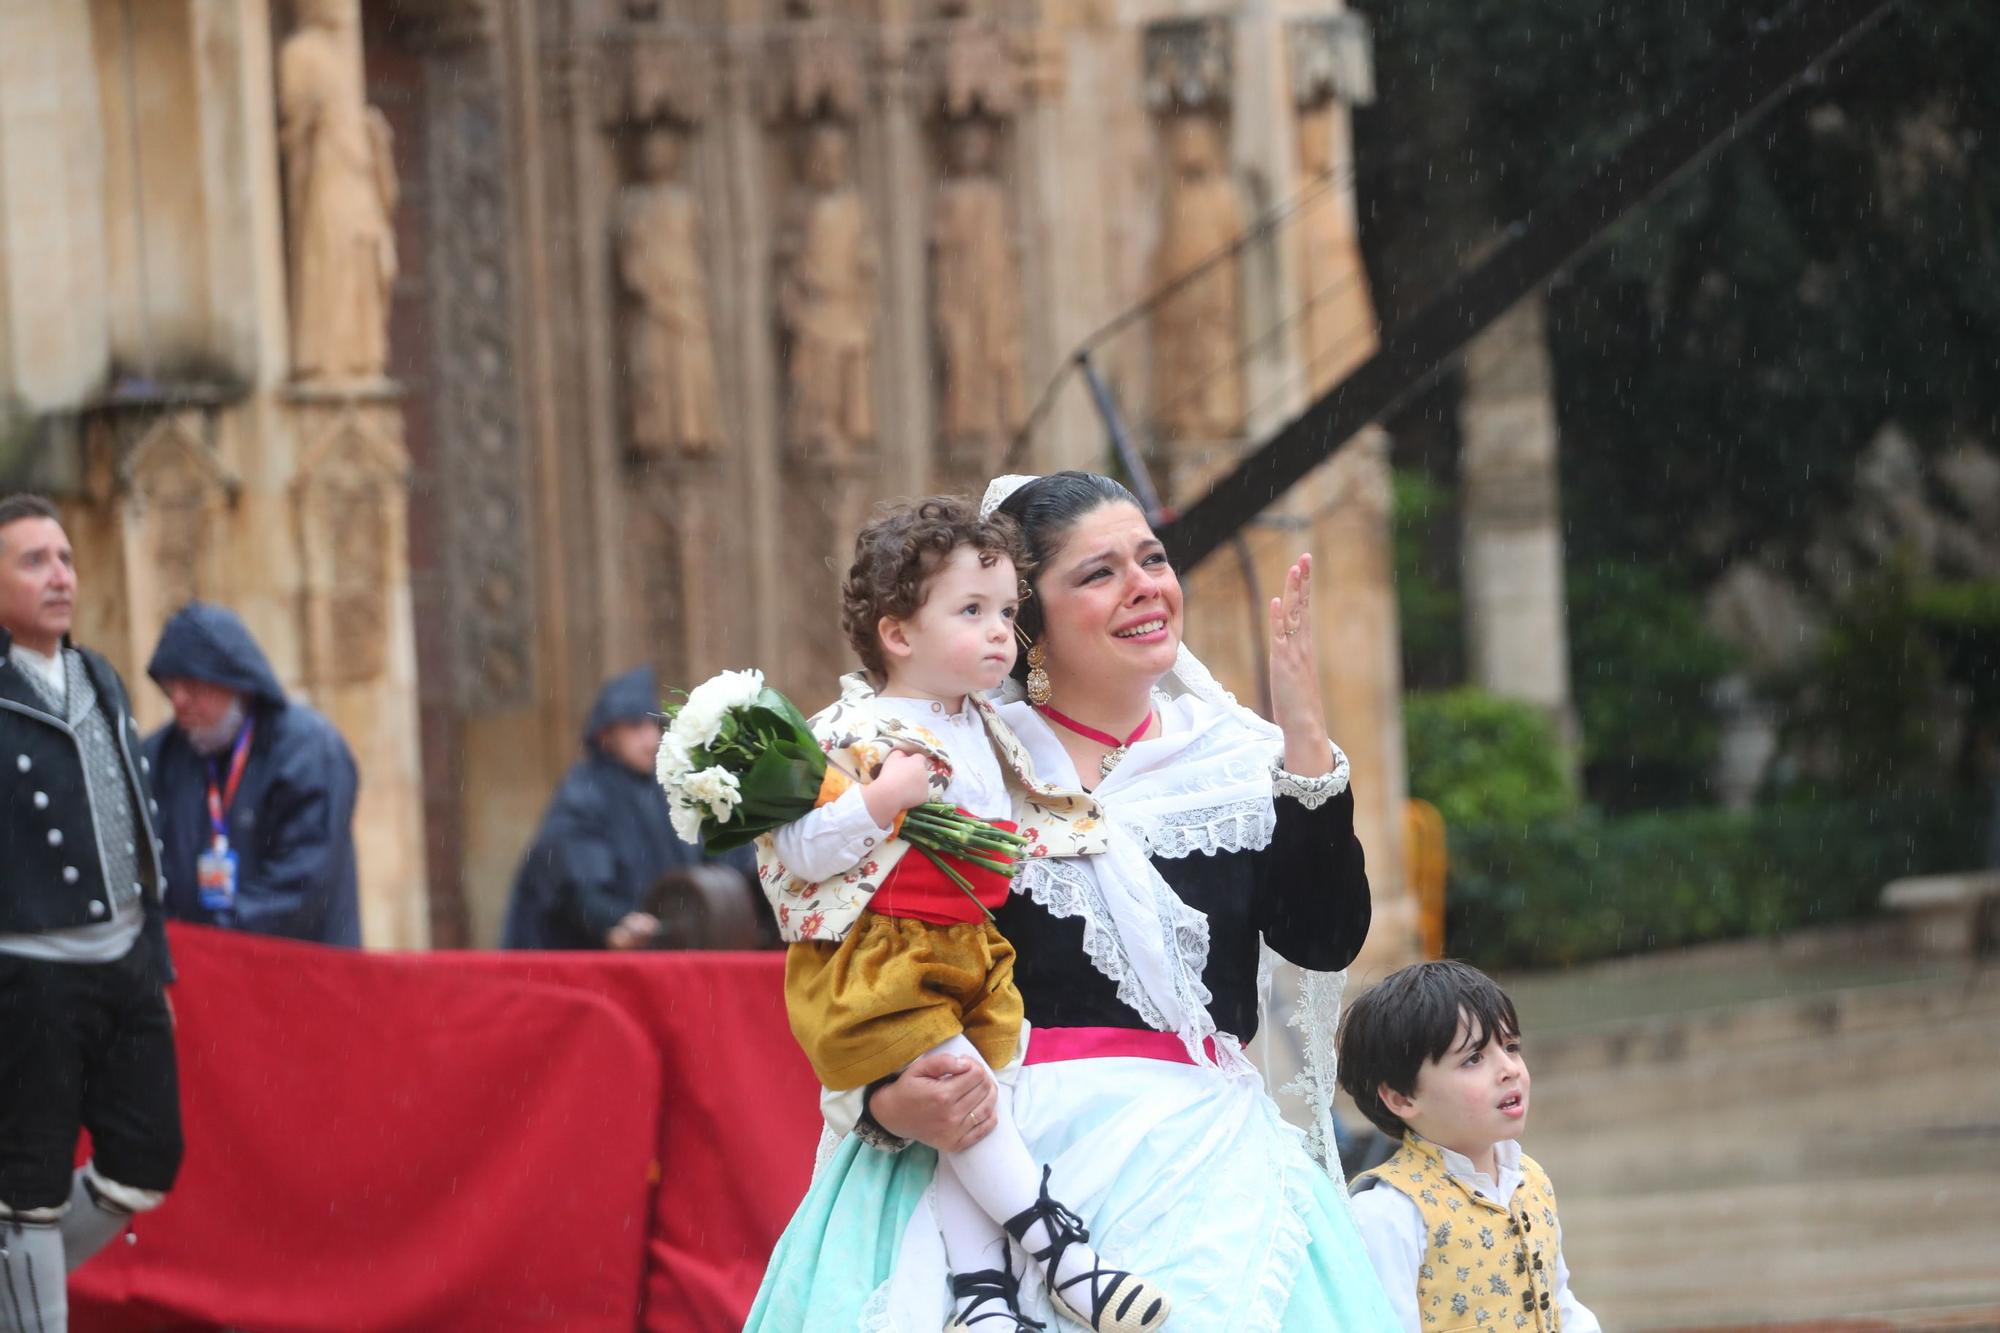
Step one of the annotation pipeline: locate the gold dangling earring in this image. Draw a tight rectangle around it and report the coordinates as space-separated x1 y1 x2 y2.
1025 641 1053 706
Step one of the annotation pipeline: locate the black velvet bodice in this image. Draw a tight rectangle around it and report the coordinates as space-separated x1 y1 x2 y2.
991 786 1371 1043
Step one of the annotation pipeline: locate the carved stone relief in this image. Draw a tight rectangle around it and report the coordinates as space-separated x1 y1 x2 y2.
426 35 533 712
1143 16 1232 115
617 123 725 459
930 117 1025 486
1287 13 1376 111
115 409 237 620
775 120 878 464
280 0 399 383
1150 114 1247 444
292 396 407 689
764 9 877 689
921 8 1027 490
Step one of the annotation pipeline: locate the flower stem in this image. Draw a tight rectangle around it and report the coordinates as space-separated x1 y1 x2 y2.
911 845 996 923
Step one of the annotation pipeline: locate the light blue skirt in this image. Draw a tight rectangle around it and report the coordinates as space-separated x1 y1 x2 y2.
746 1056 1400 1332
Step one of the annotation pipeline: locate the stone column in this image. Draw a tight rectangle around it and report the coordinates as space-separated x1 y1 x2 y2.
874 26 934 494
1008 12 1102 477
1458 293 1575 734
289 387 429 948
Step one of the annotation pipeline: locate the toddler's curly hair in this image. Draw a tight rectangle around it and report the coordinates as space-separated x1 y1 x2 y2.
842 496 1025 680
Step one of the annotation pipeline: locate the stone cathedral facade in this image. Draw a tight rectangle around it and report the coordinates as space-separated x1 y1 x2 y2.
0 0 1412 962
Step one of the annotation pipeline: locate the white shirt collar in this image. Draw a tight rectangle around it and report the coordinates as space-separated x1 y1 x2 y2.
8 641 67 701
1420 1135 1524 1204
876 693 978 725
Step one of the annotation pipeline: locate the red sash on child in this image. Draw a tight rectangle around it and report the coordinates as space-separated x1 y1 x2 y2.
867 813 1019 926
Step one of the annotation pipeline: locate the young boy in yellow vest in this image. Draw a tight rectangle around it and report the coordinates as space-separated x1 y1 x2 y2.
1337 960 1599 1332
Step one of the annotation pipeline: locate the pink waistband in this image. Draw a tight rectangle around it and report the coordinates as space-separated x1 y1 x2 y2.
1022 1026 1220 1066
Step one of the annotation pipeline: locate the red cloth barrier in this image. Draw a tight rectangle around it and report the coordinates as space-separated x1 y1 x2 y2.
71 924 822 1333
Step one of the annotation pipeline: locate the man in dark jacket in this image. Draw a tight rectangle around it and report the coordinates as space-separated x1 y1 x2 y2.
143 602 363 947
503 666 754 949
0 494 183 1322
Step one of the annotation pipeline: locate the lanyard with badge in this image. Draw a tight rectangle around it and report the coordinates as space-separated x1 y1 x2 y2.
196 720 255 913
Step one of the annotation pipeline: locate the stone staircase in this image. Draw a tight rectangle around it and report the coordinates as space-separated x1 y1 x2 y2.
1498 937 2000 1329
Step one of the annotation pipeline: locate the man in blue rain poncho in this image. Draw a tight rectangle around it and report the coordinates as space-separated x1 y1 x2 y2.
143 602 363 947
504 666 758 950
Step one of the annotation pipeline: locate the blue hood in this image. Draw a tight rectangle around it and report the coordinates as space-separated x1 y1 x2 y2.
583 667 662 749
146 602 288 709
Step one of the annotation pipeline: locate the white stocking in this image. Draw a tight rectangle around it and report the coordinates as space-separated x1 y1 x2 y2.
0 1219 68 1333
57 1170 132 1274
928 1035 1105 1297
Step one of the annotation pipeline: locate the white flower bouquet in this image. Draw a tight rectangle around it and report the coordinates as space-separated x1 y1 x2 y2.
655 669 1027 915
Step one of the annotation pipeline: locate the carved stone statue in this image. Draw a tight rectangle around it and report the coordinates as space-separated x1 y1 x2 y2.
775 122 877 461
279 0 398 383
617 125 724 457
1150 115 1245 442
930 118 1024 477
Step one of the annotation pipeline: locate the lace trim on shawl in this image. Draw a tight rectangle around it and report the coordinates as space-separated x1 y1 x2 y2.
1143 797 1277 860
1014 852 1214 1038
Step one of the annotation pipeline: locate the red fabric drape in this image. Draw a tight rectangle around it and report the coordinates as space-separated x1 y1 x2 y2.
70 924 820 1333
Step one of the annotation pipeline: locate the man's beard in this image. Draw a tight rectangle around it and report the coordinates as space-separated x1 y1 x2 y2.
185 697 247 756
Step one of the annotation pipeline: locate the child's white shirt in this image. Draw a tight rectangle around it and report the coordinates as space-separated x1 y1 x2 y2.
772 693 1011 883
1349 1136 1600 1333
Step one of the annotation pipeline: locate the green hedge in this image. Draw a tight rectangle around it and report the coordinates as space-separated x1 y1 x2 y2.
1444 798 1984 969
1405 688 1575 828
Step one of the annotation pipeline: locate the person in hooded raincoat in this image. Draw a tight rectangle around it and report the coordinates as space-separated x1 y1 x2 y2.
143 602 362 947
502 666 757 951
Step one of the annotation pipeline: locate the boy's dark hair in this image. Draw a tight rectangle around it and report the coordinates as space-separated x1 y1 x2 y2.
1337 960 1522 1140
841 496 1025 680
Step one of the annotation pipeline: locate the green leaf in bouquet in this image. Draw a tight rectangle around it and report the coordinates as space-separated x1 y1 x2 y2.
758 687 818 737
735 746 826 820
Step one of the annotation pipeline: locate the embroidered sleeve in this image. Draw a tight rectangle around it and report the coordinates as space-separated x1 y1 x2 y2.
1269 741 1351 810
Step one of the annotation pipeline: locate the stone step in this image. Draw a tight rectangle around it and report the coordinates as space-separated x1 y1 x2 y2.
1525 969 2000 1080
1515 968 2000 1329
1650 1309 2000 1333
1557 1172 2000 1330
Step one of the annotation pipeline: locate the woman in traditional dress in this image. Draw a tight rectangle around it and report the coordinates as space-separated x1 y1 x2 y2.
747 471 1397 1332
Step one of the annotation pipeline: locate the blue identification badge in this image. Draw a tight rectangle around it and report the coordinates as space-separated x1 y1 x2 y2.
197 837 239 912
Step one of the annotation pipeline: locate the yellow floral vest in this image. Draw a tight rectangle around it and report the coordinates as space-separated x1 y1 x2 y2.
1356 1136 1565 1332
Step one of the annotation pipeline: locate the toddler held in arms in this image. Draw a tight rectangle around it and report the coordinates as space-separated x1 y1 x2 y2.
760 496 1169 1333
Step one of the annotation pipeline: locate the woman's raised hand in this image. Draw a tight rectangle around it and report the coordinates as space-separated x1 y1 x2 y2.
1268 554 1334 776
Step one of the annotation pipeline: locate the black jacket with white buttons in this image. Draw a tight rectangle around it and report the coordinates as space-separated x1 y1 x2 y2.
0 629 170 978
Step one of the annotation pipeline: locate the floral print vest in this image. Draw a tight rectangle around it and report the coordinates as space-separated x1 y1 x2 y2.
757 673 1104 943
1356 1136 1565 1332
